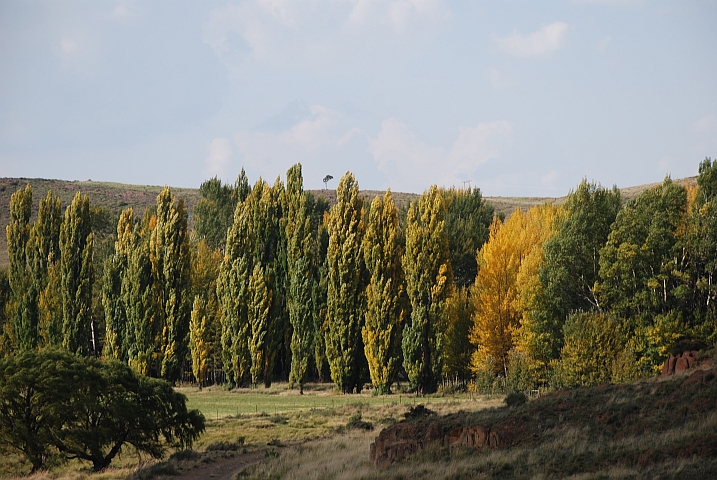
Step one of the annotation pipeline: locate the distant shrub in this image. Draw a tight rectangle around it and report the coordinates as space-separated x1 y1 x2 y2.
403 404 436 419
346 413 374 431
504 391 527 408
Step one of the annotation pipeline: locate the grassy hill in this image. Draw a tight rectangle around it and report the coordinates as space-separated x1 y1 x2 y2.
0 176 697 269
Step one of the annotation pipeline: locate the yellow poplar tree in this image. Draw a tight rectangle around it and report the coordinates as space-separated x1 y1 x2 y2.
362 189 405 394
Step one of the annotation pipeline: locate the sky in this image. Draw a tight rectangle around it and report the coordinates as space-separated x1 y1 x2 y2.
1 1 716 196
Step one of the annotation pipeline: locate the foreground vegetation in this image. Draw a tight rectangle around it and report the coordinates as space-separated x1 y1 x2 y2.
2 349 715 479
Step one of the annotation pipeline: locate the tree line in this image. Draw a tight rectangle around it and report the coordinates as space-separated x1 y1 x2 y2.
1 159 715 395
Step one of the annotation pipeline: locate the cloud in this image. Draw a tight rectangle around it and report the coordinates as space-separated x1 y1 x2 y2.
489 67 515 89
595 35 611 53
492 22 569 58
232 105 342 177
203 0 450 74
694 114 717 133
367 118 513 192
205 138 233 177
111 2 144 24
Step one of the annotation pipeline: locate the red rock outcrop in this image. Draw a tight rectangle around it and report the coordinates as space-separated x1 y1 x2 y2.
661 351 698 376
370 420 500 466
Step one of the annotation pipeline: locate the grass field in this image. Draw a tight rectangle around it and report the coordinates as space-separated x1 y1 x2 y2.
179 382 485 420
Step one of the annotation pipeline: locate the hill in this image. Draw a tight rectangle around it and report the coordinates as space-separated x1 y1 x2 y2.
0 176 697 269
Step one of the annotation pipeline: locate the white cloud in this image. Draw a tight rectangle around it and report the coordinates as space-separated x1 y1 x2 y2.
595 35 611 54
111 2 144 24
492 22 569 59
489 67 514 89
367 118 513 192
232 105 341 177
694 114 717 133
205 138 233 177
203 0 450 74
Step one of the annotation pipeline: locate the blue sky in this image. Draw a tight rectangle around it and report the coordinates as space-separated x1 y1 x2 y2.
1 1 716 196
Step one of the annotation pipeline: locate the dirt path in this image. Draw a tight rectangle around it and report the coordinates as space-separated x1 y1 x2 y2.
171 450 267 480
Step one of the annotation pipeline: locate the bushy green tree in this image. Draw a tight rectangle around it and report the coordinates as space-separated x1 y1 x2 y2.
0 349 205 472
325 172 367 393
362 189 405 394
60 192 94 356
443 187 494 289
194 170 250 251
402 186 453 394
554 312 624 388
532 180 621 362
597 177 689 370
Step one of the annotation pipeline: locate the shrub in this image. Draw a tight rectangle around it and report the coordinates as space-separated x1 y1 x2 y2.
346 413 374 431
504 391 527 408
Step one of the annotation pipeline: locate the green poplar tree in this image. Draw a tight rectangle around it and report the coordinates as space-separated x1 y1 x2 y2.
32 192 63 347
402 186 453 394
102 208 134 361
362 189 405 394
124 210 157 375
325 172 366 393
6 185 36 351
60 192 94 356
150 187 191 382
285 164 314 393
248 264 271 386
217 200 253 387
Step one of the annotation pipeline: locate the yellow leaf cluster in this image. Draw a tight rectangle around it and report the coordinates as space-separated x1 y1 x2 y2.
470 204 558 375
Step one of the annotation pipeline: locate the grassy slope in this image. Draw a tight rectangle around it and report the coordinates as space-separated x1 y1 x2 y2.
244 358 717 479
0 175 697 269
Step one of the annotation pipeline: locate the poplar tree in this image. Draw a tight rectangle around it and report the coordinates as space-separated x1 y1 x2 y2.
189 239 222 386
249 179 282 387
28 191 62 348
189 296 211 387
248 264 271 386
6 185 35 351
402 186 453 394
102 208 134 361
362 189 405 394
60 192 94 356
217 200 253 387
285 164 314 392
325 172 366 393
150 187 191 382
124 210 156 375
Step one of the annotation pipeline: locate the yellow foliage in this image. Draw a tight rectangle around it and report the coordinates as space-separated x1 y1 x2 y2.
470 204 558 375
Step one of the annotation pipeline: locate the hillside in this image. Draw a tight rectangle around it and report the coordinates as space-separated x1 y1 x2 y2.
0 176 697 269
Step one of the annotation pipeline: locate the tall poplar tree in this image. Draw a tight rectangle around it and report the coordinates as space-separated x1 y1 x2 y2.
362 189 405 394
402 185 453 394
102 208 134 361
60 192 94 356
6 185 35 351
124 210 157 375
285 164 314 392
33 191 63 347
150 187 191 382
325 172 366 393
217 199 253 387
